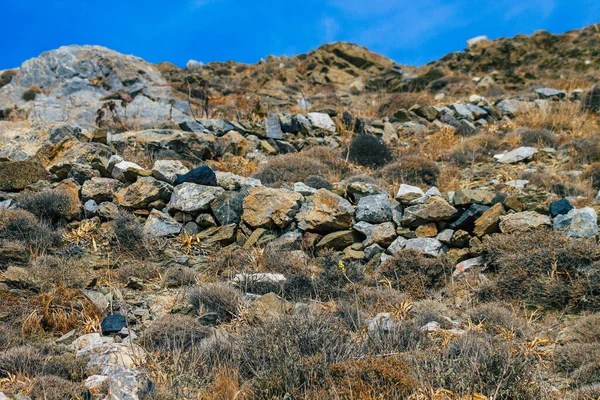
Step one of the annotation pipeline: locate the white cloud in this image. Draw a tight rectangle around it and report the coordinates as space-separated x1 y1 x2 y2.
321 16 340 42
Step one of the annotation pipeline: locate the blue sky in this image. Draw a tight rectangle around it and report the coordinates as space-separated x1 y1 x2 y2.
1 0 598 69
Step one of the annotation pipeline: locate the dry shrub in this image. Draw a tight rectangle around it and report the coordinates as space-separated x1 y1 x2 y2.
28 255 90 290
0 345 43 378
513 101 598 139
377 92 432 116
17 189 78 226
481 231 600 311
468 303 529 337
305 175 333 190
22 287 101 336
21 85 43 101
377 250 450 299
0 209 62 250
506 126 558 147
112 211 145 251
582 84 600 113
141 314 210 352
583 162 600 190
449 133 502 166
27 375 86 400
189 283 242 323
162 266 198 287
313 250 364 301
420 126 461 160
407 331 542 398
560 136 600 163
235 312 360 398
554 343 600 388
326 355 416 399
252 147 354 186
564 314 600 344
437 164 461 192
379 156 440 186
344 134 393 169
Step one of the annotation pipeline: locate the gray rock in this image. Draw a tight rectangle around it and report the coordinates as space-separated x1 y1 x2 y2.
553 207 598 238
499 211 552 233
307 112 336 132
293 182 317 196
535 88 566 99
364 244 385 260
451 103 474 121
143 209 182 237
152 160 189 184
167 183 225 214
395 184 425 204
494 147 538 164
387 236 408 257
83 199 98 216
404 238 443 256
353 221 375 237
210 190 246 226
465 104 488 119
265 113 284 139
356 194 392 224
111 161 146 182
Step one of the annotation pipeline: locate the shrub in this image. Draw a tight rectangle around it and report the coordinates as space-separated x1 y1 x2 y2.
584 162 600 190
189 283 242 323
561 136 600 163
480 231 599 311
28 375 86 400
21 85 43 101
468 303 529 337
380 156 440 186
0 209 62 249
582 85 600 112
17 189 78 226
305 175 333 190
162 267 198 288
449 133 502 166
28 255 90 290
326 356 417 399
345 134 392 168
377 250 450 299
112 211 145 250
141 314 210 352
407 332 542 398
507 127 558 147
235 312 360 398
554 343 600 387
313 250 364 301
0 345 42 378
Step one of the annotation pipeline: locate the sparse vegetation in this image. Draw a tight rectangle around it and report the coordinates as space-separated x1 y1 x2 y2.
344 134 393 168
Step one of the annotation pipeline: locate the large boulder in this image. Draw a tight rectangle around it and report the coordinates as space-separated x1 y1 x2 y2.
114 177 172 209
167 183 225 214
355 194 392 224
499 211 551 233
404 238 443 257
553 207 598 238
81 177 123 203
453 189 495 207
307 112 336 132
242 187 303 229
152 160 189 185
473 203 506 237
211 190 246 226
0 160 47 191
402 197 458 227
174 165 217 186
296 189 354 232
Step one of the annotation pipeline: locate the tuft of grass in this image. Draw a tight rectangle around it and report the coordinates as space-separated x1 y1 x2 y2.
189 283 242 323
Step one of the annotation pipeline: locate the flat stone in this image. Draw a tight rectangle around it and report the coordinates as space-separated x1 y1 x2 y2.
402 196 458 227
114 177 172 209
453 189 495 207
316 230 361 251
535 88 566 99
499 211 552 233
494 147 538 164
395 184 424 204
307 112 336 132
473 203 506 237
111 161 147 182
197 224 237 246
81 177 123 202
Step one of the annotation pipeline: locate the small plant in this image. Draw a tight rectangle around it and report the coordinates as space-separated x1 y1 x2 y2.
0 209 62 250
345 134 393 168
305 175 333 190
112 211 145 250
380 156 440 186
141 314 210 352
17 189 78 226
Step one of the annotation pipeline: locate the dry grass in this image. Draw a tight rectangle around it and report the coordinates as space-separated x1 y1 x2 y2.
512 101 599 141
207 154 259 177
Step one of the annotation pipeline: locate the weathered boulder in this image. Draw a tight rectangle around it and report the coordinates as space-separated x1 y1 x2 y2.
0 160 47 191
152 160 189 185
296 189 354 232
453 189 495 207
395 184 424 204
143 209 182 237
211 190 246 226
81 177 123 203
364 222 396 247
115 177 172 209
402 196 458 227
197 224 237 246
307 112 336 132
355 194 392 224
473 203 506 237
111 161 148 182
167 183 225 214
404 238 443 256
242 187 303 229
219 130 249 156
553 207 598 238
494 147 538 164
316 230 361 250
549 198 574 218
499 211 551 233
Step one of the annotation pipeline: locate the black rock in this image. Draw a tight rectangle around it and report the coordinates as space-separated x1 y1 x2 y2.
550 198 574 218
174 166 217 186
450 204 490 232
101 314 127 335
179 120 205 132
